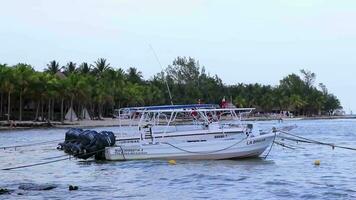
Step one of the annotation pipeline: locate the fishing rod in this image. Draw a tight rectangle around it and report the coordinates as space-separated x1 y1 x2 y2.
149 44 174 105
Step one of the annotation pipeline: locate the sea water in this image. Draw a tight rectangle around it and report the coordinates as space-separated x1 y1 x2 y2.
0 119 356 200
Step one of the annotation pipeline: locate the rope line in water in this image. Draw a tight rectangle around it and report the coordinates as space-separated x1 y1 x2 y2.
278 136 318 145
273 141 296 150
42 154 72 160
278 130 356 151
0 139 66 150
274 140 305 149
1 149 106 171
1 157 70 170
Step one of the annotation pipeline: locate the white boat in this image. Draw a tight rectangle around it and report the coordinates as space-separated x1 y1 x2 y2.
105 105 276 161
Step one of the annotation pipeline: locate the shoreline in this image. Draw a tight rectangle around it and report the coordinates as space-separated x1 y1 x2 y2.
244 115 356 121
0 118 129 132
1 115 355 131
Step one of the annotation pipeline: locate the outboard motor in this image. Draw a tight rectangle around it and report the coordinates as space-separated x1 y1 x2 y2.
58 128 116 160
58 128 82 152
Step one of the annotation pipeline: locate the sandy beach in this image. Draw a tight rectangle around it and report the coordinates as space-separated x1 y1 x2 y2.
0 118 135 131
1 115 355 131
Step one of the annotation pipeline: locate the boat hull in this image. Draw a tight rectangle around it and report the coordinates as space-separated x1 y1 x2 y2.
105 133 275 161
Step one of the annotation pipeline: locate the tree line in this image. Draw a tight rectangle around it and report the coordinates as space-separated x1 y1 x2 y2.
0 56 342 122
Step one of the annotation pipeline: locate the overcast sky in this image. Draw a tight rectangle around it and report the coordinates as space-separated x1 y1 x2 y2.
1 0 355 113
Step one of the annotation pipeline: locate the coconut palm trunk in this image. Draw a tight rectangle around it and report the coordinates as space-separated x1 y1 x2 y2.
70 95 74 122
7 91 11 121
48 99 51 122
35 101 40 121
60 98 64 122
19 91 23 121
98 103 103 120
52 100 55 121
41 100 44 121
0 93 3 119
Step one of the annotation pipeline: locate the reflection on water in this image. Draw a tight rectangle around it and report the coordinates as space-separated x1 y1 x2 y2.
1 119 356 200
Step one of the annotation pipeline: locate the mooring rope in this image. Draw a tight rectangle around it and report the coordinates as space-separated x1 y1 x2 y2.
274 140 305 149
0 139 66 150
1 149 106 171
278 130 356 151
42 154 72 160
118 145 126 161
1 157 71 171
263 131 277 159
273 141 296 150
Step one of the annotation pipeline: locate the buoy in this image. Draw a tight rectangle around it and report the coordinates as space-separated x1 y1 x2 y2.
168 160 176 165
314 160 320 166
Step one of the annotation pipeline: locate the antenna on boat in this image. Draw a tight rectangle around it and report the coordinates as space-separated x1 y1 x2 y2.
149 44 174 105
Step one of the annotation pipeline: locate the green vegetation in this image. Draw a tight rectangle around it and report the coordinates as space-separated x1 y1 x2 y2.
0 57 342 121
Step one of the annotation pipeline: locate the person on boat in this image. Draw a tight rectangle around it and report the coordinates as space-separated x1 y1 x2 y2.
207 112 213 123
191 109 198 120
220 97 228 108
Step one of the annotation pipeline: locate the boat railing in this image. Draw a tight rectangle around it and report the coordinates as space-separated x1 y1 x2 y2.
115 105 255 137
135 108 254 134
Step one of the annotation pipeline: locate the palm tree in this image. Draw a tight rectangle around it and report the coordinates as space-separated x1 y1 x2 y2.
122 82 145 107
112 68 126 108
126 67 143 84
234 96 247 108
78 62 91 74
92 58 111 76
45 60 61 74
289 94 306 115
31 72 52 121
14 63 35 121
28 72 41 121
55 75 68 122
66 74 91 121
64 62 77 75
2 67 15 121
300 69 316 88
93 82 106 119
0 64 8 119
